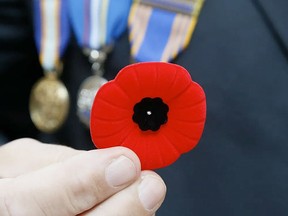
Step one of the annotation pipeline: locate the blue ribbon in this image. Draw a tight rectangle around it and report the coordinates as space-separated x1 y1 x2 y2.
135 8 176 62
33 0 70 71
68 0 132 50
129 0 204 62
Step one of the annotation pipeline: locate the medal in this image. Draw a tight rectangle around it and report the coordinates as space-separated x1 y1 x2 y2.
77 75 107 126
77 48 108 126
69 0 132 127
30 0 70 133
30 73 69 133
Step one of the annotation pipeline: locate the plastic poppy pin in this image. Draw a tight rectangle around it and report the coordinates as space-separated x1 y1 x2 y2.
90 62 206 170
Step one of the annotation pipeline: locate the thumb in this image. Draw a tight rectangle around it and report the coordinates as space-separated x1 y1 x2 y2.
0 147 141 216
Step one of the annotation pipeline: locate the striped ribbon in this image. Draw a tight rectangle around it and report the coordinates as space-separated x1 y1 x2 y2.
128 0 204 62
69 0 132 50
33 0 70 72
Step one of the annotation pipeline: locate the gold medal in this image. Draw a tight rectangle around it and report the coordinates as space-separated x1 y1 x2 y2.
29 74 70 133
31 0 71 133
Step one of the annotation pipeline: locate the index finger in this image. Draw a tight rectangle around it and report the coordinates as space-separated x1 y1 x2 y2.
0 138 83 177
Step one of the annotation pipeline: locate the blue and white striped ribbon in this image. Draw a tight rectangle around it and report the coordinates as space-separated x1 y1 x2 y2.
69 0 132 50
129 0 204 62
33 0 70 72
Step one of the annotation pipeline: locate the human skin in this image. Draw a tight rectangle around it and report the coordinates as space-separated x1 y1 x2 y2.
0 138 166 216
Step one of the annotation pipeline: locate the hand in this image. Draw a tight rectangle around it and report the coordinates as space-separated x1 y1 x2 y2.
0 138 166 216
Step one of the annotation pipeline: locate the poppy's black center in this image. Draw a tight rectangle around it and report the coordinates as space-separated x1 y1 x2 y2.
132 97 169 131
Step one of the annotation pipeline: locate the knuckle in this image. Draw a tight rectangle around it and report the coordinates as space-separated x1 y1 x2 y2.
0 182 12 216
63 164 107 213
0 196 12 216
7 138 40 150
0 179 23 216
13 138 40 145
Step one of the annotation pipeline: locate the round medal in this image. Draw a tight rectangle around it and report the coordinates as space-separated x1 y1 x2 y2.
29 75 70 133
77 75 107 127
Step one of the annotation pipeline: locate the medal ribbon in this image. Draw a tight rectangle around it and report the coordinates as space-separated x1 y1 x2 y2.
128 0 204 62
33 0 70 72
69 0 132 50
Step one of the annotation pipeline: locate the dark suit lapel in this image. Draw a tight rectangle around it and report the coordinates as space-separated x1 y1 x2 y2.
253 0 288 59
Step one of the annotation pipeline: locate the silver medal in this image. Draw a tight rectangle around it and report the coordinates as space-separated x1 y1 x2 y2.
77 49 108 127
77 75 107 127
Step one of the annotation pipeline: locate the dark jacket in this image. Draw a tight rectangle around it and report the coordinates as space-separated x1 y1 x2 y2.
0 0 288 215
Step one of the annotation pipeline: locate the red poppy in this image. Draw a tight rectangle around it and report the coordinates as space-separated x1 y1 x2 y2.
90 62 206 170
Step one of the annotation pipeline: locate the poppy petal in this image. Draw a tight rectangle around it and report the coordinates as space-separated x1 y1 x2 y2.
120 129 180 170
164 120 205 153
91 98 131 121
90 82 135 148
95 81 134 109
161 82 206 153
169 82 206 122
92 120 136 148
168 81 206 108
113 65 143 102
155 64 192 102
115 63 192 102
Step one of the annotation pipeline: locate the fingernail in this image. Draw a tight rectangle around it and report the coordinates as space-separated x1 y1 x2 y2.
105 155 137 187
138 175 166 211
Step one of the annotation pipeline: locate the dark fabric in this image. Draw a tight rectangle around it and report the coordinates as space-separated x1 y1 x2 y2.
255 0 288 55
1 0 288 215
0 0 42 139
158 0 288 215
